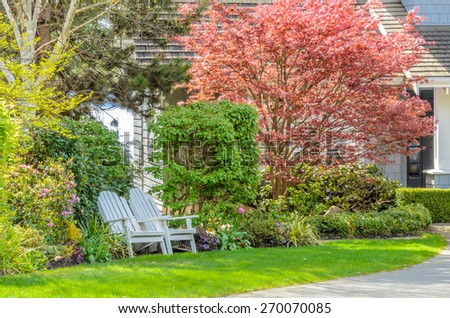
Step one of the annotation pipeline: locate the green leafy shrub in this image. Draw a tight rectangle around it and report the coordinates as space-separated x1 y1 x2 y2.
281 163 399 215
196 202 239 229
31 116 134 217
0 101 15 214
307 203 431 239
312 213 357 238
238 209 289 247
6 160 79 245
0 217 47 275
148 101 260 215
384 204 432 234
396 188 450 223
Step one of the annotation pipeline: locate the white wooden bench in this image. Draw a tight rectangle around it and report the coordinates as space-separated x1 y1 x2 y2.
97 191 170 257
129 188 198 254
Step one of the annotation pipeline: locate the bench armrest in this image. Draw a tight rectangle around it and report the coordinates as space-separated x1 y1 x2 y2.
104 217 130 224
166 215 199 221
136 216 170 223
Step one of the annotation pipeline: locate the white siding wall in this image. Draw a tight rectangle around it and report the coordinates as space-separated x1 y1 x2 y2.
133 112 163 206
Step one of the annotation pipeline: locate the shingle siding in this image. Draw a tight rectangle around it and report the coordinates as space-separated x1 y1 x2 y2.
402 0 450 25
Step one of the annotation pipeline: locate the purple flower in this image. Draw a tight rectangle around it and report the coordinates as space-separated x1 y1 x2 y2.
61 211 72 216
41 188 50 197
47 222 54 227
71 194 80 203
238 207 245 214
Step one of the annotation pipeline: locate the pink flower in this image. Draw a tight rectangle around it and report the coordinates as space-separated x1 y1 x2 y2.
71 194 80 202
238 207 245 214
47 222 54 227
41 188 50 197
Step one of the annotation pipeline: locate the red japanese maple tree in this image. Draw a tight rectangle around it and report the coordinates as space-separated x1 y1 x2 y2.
178 0 435 198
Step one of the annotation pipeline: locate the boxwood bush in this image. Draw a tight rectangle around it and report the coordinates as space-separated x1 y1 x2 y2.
396 188 450 223
307 203 432 239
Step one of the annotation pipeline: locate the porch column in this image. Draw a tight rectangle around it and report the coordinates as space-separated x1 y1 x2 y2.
424 87 450 188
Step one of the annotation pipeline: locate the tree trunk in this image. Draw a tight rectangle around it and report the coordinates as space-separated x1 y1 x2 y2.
36 5 52 64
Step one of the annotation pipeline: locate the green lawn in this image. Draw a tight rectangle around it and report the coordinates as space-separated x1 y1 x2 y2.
0 234 446 298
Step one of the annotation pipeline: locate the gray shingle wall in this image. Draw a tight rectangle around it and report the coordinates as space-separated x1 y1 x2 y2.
402 0 450 25
133 0 274 65
425 173 450 188
377 154 408 187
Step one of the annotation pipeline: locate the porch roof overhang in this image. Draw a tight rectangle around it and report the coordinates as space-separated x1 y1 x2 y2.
417 78 450 88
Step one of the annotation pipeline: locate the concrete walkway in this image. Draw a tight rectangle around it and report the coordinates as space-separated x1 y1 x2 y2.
232 224 450 298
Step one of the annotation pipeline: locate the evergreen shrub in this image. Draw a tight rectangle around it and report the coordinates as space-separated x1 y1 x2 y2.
279 163 399 215
148 101 260 215
396 188 450 223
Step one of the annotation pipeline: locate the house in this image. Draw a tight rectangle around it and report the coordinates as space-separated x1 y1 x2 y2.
371 0 450 188
132 0 450 191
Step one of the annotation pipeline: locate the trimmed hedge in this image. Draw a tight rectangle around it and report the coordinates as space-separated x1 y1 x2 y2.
396 188 450 223
307 204 432 239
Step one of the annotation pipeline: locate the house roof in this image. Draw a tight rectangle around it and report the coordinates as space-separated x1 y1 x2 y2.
134 0 450 78
413 25 450 77
369 0 450 77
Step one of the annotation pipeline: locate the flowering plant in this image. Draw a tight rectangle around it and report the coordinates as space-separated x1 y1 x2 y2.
6 159 80 245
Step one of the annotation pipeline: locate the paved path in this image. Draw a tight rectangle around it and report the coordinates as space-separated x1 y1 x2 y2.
232 224 450 298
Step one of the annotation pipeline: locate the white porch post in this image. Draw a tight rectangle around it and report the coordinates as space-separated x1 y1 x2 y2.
434 87 440 171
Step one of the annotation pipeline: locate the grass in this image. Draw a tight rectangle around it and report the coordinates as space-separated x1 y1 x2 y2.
0 234 446 298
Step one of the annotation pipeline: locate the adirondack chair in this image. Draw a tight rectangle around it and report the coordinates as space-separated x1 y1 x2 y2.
97 191 170 257
129 188 198 254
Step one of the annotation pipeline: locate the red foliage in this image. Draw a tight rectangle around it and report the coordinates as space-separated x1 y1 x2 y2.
178 0 435 197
